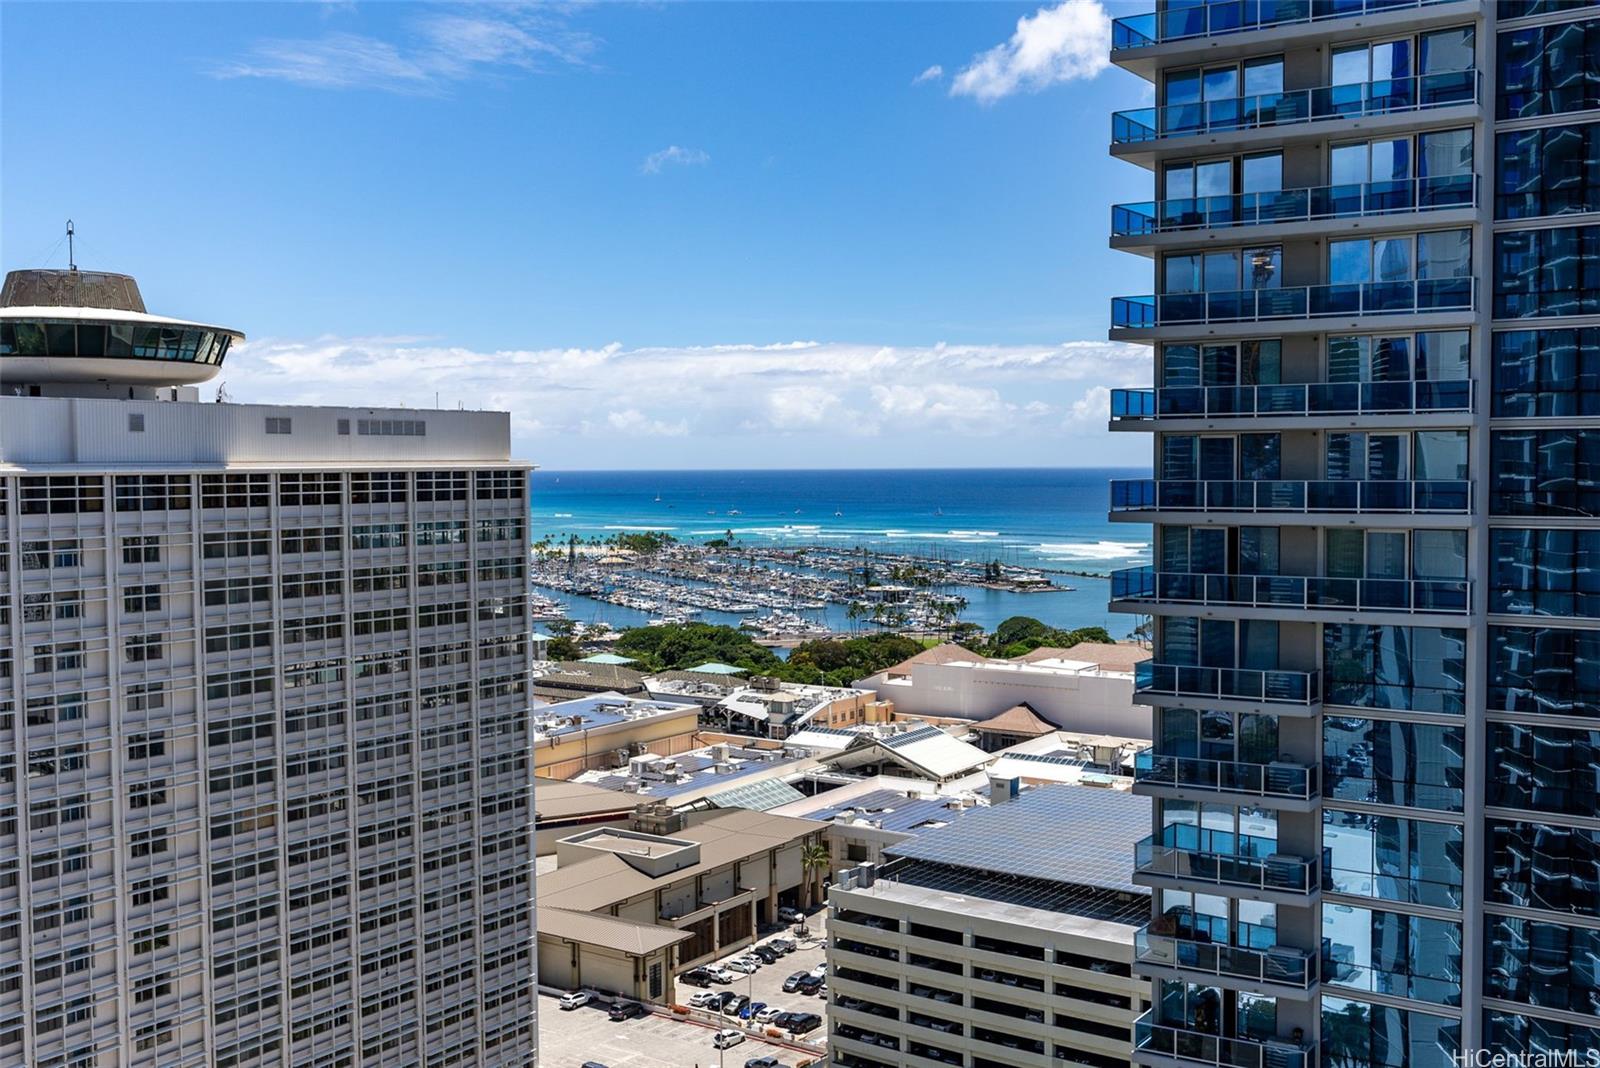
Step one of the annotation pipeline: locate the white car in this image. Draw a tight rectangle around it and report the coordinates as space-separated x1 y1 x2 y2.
688 991 721 1009
808 963 827 979
724 958 759 975
711 1028 745 1050
777 907 803 922
557 990 592 1011
754 1006 784 1024
703 965 734 983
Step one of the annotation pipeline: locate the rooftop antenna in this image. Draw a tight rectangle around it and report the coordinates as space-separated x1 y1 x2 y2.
66 220 77 271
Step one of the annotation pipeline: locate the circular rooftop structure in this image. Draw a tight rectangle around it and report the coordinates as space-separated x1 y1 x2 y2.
0 268 245 387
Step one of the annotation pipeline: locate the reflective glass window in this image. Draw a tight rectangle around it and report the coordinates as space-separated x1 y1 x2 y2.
1323 624 1466 713
1486 915 1600 1014
1324 716 1462 811
1322 906 1462 1006
1488 723 1600 818
1489 624 1600 718
1322 809 1463 907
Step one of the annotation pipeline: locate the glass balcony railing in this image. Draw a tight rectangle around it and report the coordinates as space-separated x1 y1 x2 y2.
1134 832 1320 894
1112 175 1475 237
1110 477 1473 514
1110 380 1473 421
1111 279 1474 328
1133 747 1321 801
1112 0 1462 51
1133 1011 1315 1068
1135 928 1319 989
1113 70 1478 144
1111 566 1472 613
1133 661 1320 706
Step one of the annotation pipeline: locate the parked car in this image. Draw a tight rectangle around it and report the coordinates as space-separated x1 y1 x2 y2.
795 975 822 995
781 971 809 993
704 965 734 983
744 1057 781 1068
689 991 721 1009
712 1029 745 1050
680 967 712 987
738 1000 766 1021
768 938 796 954
581 1062 610 1068
608 1001 645 1021
724 958 759 975
723 995 750 1017
777 906 803 923
788 1012 822 1034
809 963 828 978
558 991 592 1011
715 991 741 1012
754 1005 784 1024
771 1012 798 1030
751 945 780 964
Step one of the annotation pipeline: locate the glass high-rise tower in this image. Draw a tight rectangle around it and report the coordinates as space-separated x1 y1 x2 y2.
1106 2 1600 1064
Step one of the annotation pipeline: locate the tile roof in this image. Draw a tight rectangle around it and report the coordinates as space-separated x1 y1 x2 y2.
971 702 1056 737
1016 642 1149 674
536 907 693 956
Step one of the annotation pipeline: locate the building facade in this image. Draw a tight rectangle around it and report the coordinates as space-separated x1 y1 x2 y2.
0 269 538 1067
1105 3 1600 1066
824 786 1153 1068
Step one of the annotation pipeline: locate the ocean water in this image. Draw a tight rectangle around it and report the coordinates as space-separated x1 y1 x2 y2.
529 468 1151 636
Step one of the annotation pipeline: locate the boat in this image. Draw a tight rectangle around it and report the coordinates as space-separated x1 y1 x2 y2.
654 492 662 502
727 509 741 516
833 509 843 517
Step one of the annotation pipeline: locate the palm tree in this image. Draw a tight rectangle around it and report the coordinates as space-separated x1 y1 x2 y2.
799 841 831 914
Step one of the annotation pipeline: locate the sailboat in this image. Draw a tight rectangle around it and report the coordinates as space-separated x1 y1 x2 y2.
834 507 843 517
654 492 662 502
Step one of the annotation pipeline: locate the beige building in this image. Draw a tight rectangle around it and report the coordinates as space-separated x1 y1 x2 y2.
826 786 1152 1068
536 808 827 1004
531 692 701 779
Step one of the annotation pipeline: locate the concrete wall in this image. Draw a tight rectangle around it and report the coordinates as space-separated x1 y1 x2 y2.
869 662 1149 737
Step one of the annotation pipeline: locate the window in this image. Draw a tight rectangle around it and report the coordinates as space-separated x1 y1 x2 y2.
205 620 272 654
130 828 169 857
416 470 467 501
1492 428 1600 515
1324 717 1463 812
337 418 350 435
113 474 191 512
280 526 341 554
1495 224 1600 318
1322 624 1467 713
129 779 168 808
125 634 165 663
19 476 103 514
1497 121 1600 220
132 878 172 907
351 471 408 504
265 416 292 434
475 470 524 500
127 732 166 761
357 418 426 436
1323 809 1463 907
352 523 407 550
278 472 341 507
1320 996 1460 1068
1494 328 1600 416
121 535 160 564
1498 17 1600 120
202 529 270 559
123 584 161 614
200 473 270 509
1488 916 1600 1015
128 413 145 432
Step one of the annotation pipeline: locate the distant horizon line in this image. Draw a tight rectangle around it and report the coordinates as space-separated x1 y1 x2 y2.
527 464 1151 475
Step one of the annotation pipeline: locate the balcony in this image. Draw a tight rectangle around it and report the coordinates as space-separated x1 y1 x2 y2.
1134 928 1319 993
1109 478 1472 516
1110 380 1472 422
1133 1011 1314 1068
1133 661 1320 711
1132 748 1321 804
1134 832 1320 898
1112 175 1475 241
1110 279 1473 330
1110 566 1472 615
1112 70 1477 145
1112 0 1462 51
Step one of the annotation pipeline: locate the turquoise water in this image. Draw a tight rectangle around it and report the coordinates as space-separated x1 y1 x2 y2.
529 467 1152 636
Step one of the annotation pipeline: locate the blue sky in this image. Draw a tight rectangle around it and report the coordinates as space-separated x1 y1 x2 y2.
2 1 1155 469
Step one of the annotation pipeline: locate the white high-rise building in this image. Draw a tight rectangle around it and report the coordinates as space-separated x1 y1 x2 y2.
0 268 538 1067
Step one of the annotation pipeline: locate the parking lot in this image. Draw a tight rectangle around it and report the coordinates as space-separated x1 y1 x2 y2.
537 992 814 1068
538 908 831 1068
685 908 832 1044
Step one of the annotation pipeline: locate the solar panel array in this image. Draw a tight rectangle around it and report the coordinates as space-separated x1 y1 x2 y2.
895 860 1151 926
879 724 945 750
887 785 1151 894
706 778 806 812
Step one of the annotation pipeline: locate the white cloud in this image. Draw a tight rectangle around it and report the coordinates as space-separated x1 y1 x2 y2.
641 145 711 175
605 409 689 437
211 8 595 93
913 64 944 85
217 334 1148 463
1068 384 1111 423
951 0 1111 104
